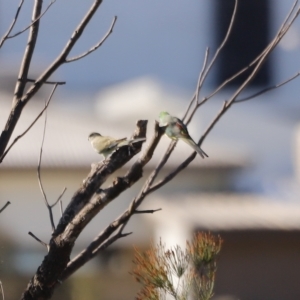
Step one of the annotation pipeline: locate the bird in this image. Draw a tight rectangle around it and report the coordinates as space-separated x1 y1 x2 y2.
88 132 145 159
158 111 208 158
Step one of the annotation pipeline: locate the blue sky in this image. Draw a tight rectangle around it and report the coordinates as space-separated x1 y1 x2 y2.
1 0 210 93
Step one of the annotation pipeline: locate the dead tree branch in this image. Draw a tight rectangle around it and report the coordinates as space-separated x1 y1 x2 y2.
133 2 300 202
66 16 117 62
28 232 49 250
0 0 25 48
184 0 238 125
148 4 300 192
57 121 165 281
0 201 11 214
235 72 300 103
0 0 56 48
37 93 57 232
21 120 147 299
0 0 43 159
0 84 58 163
0 0 111 163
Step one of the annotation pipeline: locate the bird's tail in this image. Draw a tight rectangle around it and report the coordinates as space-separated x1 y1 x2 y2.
181 138 208 159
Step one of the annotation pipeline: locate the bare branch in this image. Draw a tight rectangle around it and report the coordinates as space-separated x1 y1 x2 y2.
28 232 49 250
0 0 25 48
36 91 67 233
2 0 56 43
37 93 57 232
61 5 300 280
182 47 209 122
0 201 11 213
13 0 43 106
53 119 148 237
37 100 49 207
146 4 300 196
19 121 147 297
235 72 300 103
0 0 43 160
0 84 58 163
26 78 66 85
21 0 105 104
200 0 300 106
190 0 238 112
58 122 164 279
144 2 238 178
59 198 64 217
0 0 107 162
148 19 300 191
148 103 227 193
0 280 5 300
66 16 117 62
200 0 238 86
134 208 162 214
50 187 67 208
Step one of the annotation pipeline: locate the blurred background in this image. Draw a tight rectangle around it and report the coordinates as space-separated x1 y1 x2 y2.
1 0 300 299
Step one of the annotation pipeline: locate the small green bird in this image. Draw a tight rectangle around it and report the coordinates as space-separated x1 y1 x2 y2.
158 111 208 158
88 132 145 159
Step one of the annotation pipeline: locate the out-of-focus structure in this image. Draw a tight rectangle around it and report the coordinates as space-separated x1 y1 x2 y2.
1 0 300 299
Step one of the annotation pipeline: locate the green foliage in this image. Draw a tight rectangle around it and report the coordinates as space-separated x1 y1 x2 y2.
132 232 222 300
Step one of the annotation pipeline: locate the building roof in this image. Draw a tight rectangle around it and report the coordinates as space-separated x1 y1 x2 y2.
0 79 246 170
147 193 300 231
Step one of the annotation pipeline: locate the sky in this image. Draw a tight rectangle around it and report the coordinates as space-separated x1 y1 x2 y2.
1 0 300 186
1 0 300 256
0 0 211 94
1 1 300 95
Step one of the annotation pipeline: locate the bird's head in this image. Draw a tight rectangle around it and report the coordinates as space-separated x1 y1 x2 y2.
159 111 169 119
88 132 101 141
158 111 171 126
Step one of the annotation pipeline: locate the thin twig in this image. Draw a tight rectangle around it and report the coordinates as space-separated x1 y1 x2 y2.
0 0 25 48
58 122 162 279
0 201 11 213
28 232 49 250
201 0 300 106
66 16 117 62
134 208 162 214
193 0 238 112
59 198 64 217
26 78 66 85
91 223 133 256
51 187 67 208
0 84 58 163
63 5 300 278
148 103 227 194
21 0 105 104
13 0 43 106
148 5 300 193
92 230 132 256
182 47 209 122
6 0 56 40
235 72 300 103
0 0 43 159
184 0 238 126
37 91 57 232
201 0 238 88
36 85 66 233
147 1 238 177
146 4 300 195
0 280 4 300
0 0 107 162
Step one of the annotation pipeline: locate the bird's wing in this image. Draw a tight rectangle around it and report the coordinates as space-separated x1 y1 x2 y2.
173 117 190 138
114 137 129 148
106 137 126 149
